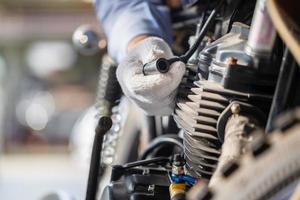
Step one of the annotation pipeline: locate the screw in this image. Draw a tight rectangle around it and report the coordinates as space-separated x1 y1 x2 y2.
226 57 238 65
143 168 150 175
231 103 240 115
148 184 155 193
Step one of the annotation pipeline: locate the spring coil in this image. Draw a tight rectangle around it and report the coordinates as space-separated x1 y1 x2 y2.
95 54 122 117
94 54 122 165
101 105 122 165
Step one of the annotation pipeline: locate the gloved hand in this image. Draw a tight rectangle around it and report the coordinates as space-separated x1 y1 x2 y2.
116 37 185 116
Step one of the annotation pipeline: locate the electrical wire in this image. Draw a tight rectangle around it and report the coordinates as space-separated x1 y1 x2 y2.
143 0 225 75
123 157 171 169
139 135 183 160
179 0 225 63
169 0 225 64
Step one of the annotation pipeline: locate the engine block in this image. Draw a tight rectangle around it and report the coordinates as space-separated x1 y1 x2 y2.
174 22 276 180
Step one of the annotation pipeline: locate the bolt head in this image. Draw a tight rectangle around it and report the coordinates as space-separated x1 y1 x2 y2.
231 103 241 114
148 184 155 193
226 57 238 65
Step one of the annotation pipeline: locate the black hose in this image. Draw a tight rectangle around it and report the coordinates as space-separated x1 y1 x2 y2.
142 0 225 75
110 157 171 181
85 116 112 200
124 157 171 169
266 48 297 132
139 135 183 160
179 0 225 63
146 116 157 140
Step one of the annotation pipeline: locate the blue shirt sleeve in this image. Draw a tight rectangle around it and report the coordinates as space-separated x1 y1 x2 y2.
94 0 173 63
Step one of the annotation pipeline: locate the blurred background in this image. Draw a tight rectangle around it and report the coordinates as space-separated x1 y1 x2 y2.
0 0 105 199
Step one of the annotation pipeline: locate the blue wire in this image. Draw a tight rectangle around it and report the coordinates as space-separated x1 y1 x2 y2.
171 175 197 185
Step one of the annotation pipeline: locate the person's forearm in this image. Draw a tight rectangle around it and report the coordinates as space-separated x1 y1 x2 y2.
95 0 173 63
128 34 152 51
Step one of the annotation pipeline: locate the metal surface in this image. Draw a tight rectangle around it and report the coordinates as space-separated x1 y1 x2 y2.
175 80 229 179
198 22 250 79
101 105 122 166
143 58 170 75
95 55 121 117
72 25 100 55
266 49 297 132
175 75 271 179
209 112 258 188
197 113 300 200
246 0 276 57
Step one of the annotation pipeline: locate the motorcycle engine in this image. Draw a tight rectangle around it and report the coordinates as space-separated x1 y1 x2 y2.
174 22 277 180
101 22 279 200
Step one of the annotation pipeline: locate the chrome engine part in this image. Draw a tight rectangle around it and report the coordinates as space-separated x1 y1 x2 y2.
197 22 250 80
174 22 276 180
175 80 227 179
101 105 122 165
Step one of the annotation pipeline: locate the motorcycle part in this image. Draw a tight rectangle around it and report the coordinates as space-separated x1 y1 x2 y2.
101 167 171 200
169 183 186 200
266 48 298 132
217 101 266 142
139 135 183 160
172 154 186 176
174 19 276 180
197 22 250 79
143 58 170 75
103 157 171 200
175 80 226 179
175 74 272 180
246 0 276 57
72 24 101 55
142 0 225 75
96 55 122 167
209 104 260 187
194 109 300 200
86 116 112 200
96 55 122 117
101 105 123 165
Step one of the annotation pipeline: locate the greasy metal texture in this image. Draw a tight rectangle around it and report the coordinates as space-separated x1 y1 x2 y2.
202 118 300 200
174 68 270 180
209 114 256 188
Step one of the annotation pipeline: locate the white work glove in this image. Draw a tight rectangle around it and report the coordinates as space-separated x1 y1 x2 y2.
116 37 185 116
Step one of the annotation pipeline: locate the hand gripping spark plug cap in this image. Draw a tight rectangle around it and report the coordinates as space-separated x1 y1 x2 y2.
116 37 185 116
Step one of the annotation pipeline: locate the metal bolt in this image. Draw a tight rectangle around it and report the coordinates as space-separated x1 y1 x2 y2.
231 103 241 114
143 168 150 175
226 57 238 65
148 184 155 193
172 154 185 175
